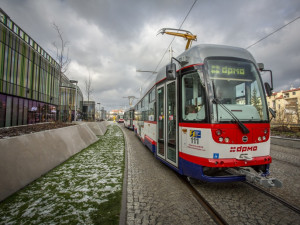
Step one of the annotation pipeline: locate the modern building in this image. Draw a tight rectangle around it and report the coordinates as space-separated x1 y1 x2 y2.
82 101 95 121
0 9 83 127
267 87 300 124
60 73 83 122
100 107 107 121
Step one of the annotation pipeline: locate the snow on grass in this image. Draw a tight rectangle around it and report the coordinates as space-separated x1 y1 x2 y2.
0 124 124 225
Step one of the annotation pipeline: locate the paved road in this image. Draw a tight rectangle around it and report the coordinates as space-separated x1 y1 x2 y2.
121 125 216 225
265 144 300 208
121 125 300 224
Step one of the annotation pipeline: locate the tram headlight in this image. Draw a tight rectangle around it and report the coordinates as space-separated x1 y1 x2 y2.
258 136 262 141
224 137 230 143
218 137 224 142
264 129 268 134
262 136 266 141
216 129 222 136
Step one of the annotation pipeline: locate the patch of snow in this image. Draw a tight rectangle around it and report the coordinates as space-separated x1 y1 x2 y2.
0 124 125 224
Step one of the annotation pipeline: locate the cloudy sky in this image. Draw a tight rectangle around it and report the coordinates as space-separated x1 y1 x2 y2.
2 0 300 111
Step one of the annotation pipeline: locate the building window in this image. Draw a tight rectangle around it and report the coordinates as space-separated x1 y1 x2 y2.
25 34 29 43
0 12 4 23
7 19 13 29
13 24 19 34
0 94 6 127
19 30 24 39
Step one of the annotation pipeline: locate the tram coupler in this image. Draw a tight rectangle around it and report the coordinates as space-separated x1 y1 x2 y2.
237 168 282 188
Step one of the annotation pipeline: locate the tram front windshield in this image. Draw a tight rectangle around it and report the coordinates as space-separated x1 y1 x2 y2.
206 58 268 123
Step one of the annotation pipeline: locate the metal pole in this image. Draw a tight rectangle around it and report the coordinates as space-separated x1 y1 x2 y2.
97 103 100 120
75 83 78 121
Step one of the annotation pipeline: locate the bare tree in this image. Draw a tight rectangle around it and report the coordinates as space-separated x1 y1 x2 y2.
52 23 70 121
85 71 94 103
52 23 70 74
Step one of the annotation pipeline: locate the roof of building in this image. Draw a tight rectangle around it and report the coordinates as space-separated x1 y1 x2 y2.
282 87 300 93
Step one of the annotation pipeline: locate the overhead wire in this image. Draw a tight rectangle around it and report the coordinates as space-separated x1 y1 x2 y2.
136 0 198 94
152 0 198 73
246 16 300 49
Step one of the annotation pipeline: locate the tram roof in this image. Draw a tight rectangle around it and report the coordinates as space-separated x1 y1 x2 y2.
135 44 257 107
156 44 257 83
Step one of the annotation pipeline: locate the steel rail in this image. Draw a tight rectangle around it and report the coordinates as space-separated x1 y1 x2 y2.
245 181 300 214
177 175 229 225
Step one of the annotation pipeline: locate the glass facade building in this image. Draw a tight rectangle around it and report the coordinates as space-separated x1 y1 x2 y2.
0 9 83 127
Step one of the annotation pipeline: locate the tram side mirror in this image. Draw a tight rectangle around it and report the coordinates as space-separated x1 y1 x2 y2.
166 63 176 80
260 65 274 97
264 82 272 97
258 63 264 71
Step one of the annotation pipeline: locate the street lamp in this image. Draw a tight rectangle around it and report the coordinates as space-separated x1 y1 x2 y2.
136 70 158 97
136 69 158 74
69 80 78 121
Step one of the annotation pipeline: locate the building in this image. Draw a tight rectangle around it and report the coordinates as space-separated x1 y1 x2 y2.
82 101 95 121
60 74 83 122
0 9 83 127
100 108 107 121
108 109 124 121
267 87 300 124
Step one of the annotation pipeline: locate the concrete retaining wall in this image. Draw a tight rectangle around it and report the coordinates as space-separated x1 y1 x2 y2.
86 122 108 136
0 123 99 201
72 121 110 136
271 136 300 149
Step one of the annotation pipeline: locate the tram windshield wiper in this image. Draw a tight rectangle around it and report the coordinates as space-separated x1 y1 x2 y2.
212 98 249 134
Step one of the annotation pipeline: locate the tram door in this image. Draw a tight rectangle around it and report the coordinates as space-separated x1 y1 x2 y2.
130 110 133 127
157 81 178 167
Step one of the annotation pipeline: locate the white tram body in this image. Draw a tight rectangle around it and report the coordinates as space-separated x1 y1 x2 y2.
126 44 275 182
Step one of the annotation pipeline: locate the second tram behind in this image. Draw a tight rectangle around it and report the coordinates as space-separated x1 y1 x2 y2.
124 44 280 186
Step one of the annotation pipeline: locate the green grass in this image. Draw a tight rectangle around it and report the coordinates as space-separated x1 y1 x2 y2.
0 124 125 225
90 191 123 225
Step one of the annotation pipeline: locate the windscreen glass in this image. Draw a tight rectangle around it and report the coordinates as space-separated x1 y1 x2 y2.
181 70 206 121
207 59 268 122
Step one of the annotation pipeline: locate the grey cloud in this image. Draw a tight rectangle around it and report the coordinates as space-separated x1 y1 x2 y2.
1 0 300 110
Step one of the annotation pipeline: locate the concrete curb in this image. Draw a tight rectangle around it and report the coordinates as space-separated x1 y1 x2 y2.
0 123 98 201
119 125 128 225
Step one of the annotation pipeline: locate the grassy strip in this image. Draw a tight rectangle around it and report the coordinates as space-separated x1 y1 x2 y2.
0 124 125 225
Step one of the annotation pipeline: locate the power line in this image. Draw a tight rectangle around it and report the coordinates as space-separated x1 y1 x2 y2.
246 16 300 49
136 0 198 94
153 0 198 73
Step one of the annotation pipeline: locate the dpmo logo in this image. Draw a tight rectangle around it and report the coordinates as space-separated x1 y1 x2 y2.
230 146 257 152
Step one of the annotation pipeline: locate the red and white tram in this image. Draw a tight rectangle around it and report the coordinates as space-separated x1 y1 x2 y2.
124 107 134 130
125 44 280 186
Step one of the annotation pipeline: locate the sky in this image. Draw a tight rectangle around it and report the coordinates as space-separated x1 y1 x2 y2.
1 0 300 111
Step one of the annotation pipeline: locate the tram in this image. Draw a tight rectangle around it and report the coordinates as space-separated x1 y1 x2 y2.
126 44 280 187
124 107 134 130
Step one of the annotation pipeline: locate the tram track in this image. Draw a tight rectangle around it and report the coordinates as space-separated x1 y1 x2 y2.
178 172 300 225
244 181 300 214
178 175 229 225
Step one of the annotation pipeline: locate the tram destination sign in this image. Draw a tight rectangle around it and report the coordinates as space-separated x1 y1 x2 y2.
210 65 245 76
208 60 252 78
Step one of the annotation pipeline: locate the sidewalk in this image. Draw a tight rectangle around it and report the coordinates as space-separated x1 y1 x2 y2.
121 126 215 225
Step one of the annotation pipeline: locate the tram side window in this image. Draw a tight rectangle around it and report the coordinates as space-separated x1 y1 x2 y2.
182 72 206 121
142 95 149 121
148 88 156 121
